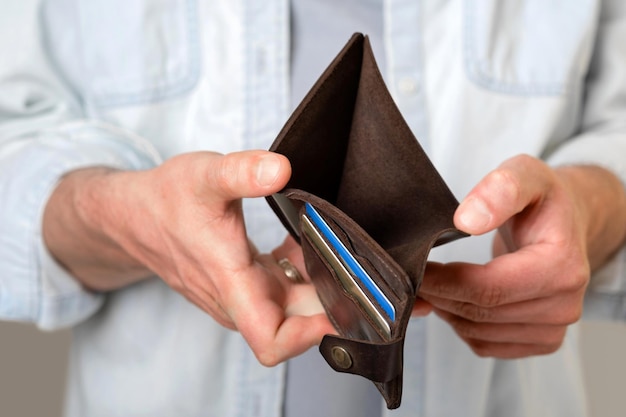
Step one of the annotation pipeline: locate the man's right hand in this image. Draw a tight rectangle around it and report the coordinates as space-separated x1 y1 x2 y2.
43 150 334 366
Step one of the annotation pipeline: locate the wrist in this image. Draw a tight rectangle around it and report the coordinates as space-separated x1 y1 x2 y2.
555 165 626 270
44 167 152 291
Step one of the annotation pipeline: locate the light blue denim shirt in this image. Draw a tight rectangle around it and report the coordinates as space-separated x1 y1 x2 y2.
2 1 626 416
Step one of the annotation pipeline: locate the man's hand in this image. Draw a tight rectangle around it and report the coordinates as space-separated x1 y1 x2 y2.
44 150 334 366
418 154 626 359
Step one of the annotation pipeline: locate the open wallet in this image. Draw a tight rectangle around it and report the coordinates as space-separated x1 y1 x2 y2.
265 33 467 409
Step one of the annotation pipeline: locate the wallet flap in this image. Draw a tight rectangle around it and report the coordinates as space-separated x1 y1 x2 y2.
268 34 364 207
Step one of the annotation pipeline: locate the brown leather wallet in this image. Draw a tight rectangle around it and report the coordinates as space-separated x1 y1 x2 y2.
266 33 466 409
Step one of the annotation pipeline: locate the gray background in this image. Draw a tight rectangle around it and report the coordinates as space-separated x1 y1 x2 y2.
0 320 625 416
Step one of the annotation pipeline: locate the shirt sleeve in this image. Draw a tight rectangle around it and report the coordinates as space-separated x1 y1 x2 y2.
546 0 626 322
0 1 162 330
0 122 161 330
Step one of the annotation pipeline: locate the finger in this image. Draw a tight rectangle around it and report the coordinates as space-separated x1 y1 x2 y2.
434 308 567 348
236 302 334 366
422 292 583 325
272 236 310 282
420 247 587 306
263 254 327 321
492 232 508 258
411 298 434 317
438 310 567 359
225 263 333 366
420 260 533 306
182 290 237 331
251 314 336 366
454 155 552 235
204 151 291 202
263 254 327 318
284 284 326 317
457 338 563 359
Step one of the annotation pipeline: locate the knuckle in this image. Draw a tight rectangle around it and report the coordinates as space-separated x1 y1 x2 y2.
565 262 591 292
450 318 482 340
510 153 537 167
476 285 506 308
213 158 239 194
484 168 522 205
458 302 493 322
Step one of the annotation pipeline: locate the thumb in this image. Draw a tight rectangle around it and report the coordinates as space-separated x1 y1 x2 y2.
205 151 291 201
453 155 551 235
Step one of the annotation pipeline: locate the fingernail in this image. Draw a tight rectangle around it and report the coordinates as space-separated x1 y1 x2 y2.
458 197 492 232
411 299 433 317
256 155 281 187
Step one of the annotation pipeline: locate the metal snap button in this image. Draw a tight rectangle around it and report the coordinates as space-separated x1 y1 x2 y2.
331 346 353 370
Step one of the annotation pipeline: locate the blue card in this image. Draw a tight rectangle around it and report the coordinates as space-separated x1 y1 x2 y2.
304 203 396 321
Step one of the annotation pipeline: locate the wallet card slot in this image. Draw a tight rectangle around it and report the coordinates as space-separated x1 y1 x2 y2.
301 227 388 342
280 188 414 310
301 214 391 339
326 217 406 302
304 203 396 321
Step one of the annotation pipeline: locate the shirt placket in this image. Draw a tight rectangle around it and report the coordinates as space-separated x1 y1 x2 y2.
235 1 290 416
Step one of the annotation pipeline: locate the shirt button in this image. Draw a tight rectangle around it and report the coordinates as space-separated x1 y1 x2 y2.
398 76 418 95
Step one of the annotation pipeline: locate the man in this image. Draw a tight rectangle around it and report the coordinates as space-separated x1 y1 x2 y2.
1 0 625 416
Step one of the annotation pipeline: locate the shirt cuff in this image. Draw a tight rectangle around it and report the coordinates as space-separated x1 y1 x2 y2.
547 132 626 184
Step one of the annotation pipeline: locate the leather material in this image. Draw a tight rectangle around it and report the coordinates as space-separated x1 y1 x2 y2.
266 33 466 409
